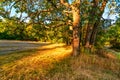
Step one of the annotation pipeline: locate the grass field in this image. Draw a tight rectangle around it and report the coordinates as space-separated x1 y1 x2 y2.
0 44 120 80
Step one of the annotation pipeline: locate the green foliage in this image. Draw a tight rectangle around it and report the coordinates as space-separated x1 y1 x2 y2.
94 27 107 48
0 18 26 40
0 0 73 44
96 19 120 49
0 18 72 44
108 24 120 49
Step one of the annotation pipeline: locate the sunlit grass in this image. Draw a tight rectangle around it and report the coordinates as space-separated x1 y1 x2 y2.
0 44 120 80
49 53 120 80
0 44 72 80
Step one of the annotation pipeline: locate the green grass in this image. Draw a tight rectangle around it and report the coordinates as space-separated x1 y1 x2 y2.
116 53 120 59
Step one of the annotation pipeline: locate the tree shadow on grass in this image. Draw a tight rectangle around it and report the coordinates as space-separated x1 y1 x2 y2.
0 43 67 66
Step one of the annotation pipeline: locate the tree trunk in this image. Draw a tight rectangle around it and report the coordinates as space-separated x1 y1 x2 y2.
90 0 108 46
84 0 107 49
84 2 96 48
72 7 80 56
60 0 81 56
90 21 99 45
84 22 93 48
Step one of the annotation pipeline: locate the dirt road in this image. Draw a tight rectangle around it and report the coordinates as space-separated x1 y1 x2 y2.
0 40 50 54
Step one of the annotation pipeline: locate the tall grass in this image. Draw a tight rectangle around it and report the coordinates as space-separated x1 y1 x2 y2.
0 45 120 80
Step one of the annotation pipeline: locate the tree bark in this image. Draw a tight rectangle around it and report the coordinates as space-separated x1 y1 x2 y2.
84 1 96 48
85 22 93 48
90 0 108 46
90 22 98 45
72 4 80 56
84 0 107 49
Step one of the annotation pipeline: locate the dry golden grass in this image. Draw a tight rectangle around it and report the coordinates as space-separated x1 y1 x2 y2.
0 44 120 80
49 53 120 80
0 44 72 80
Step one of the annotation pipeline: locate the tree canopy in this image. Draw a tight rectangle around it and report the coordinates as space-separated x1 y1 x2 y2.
0 0 120 55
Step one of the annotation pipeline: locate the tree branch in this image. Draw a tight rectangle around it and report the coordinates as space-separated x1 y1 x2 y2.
60 0 70 8
100 0 107 11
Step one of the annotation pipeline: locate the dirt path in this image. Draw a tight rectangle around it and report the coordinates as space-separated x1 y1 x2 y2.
0 40 50 54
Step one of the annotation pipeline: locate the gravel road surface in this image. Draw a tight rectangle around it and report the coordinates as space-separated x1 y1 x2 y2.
0 40 49 54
